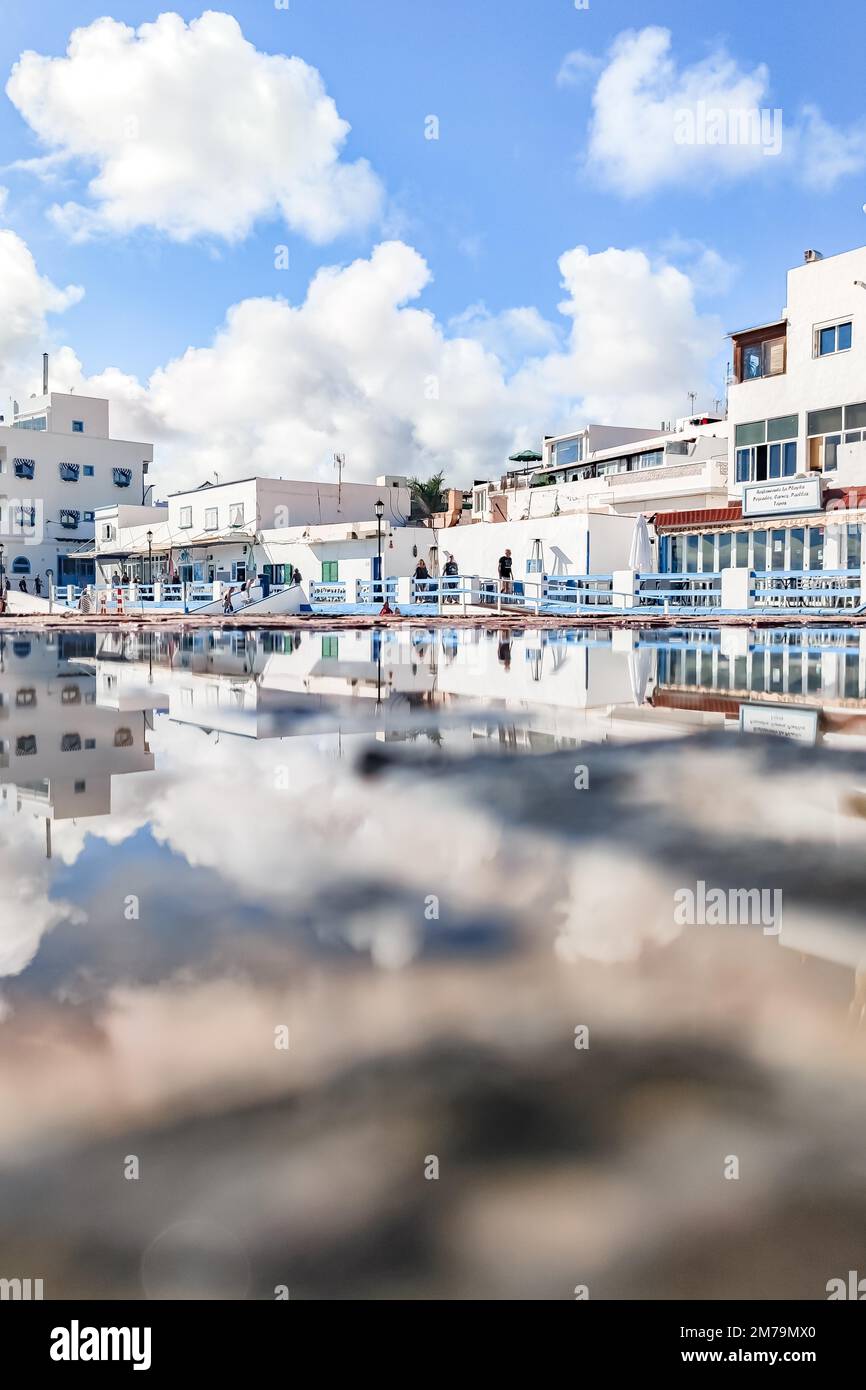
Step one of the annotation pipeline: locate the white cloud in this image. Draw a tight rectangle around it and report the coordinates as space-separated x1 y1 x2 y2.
584 26 866 196
45 237 721 492
6 10 383 244
556 49 602 89
0 227 83 387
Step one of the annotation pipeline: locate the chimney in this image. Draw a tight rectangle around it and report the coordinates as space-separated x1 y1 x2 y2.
42 352 48 395
804 249 823 264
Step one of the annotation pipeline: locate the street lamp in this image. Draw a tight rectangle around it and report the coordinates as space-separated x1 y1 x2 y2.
374 498 384 601
146 530 153 586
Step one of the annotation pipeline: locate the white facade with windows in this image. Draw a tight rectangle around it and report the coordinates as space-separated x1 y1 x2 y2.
729 246 866 491
0 391 151 587
94 473 413 588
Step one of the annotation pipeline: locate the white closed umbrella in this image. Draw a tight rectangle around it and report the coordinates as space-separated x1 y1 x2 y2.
628 513 653 573
823 522 843 571
628 644 654 707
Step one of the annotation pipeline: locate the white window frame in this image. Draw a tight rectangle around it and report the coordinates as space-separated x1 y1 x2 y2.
813 318 852 358
179 506 193 529
204 508 218 531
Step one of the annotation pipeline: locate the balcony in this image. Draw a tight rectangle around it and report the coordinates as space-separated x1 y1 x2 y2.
730 320 787 384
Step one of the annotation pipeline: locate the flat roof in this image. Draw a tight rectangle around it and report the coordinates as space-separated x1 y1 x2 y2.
727 318 787 339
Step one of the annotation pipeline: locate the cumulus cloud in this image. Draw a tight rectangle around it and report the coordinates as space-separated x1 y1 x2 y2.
0 227 83 387
584 26 866 195
42 238 721 492
6 10 383 244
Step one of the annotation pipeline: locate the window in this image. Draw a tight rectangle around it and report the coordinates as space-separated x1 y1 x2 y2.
60 509 80 529
84 511 95 522
179 507 192 528
229 502 244 527
102 524 114 540
685 535 698 573
636 450 664 470
770 530 786 570
112 467 132 488
12 415 46 431
59 461 80 482
11 556 31 574
204 508 218 530
808 527 824 570
815 321 852 356
807 406 844 473
13 457 35 479
740 336 786 380
553 438 582 468
322 636 339 659
789 528 804 569
83 465 94 476
735 532 749 567
15 505 36 529
848 524 862 570
736 417 797 482
701 534 716 571
72 420 84 433
322 560 339 582
752 530 767 569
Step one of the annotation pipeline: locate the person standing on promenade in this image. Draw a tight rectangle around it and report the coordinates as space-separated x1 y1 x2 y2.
498 549 513 595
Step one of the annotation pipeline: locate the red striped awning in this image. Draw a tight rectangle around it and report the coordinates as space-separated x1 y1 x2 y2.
653 505 743 531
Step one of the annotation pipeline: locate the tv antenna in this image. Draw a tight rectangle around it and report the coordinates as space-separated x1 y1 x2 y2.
334 452 345 510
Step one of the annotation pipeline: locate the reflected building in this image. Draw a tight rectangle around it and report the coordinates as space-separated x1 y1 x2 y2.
0 631 154 829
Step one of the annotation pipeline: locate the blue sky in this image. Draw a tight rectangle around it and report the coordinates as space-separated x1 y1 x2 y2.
1 1 865 485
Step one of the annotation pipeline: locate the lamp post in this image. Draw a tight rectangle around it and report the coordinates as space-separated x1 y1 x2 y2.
374 498 384 603
146 530 153 586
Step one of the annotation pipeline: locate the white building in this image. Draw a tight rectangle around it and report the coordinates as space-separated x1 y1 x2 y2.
0 382 152 589
94 473 418 593
653 244 866 582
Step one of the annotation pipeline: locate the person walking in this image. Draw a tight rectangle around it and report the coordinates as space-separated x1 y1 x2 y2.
498 548 514 596
292 567 302 586
34 574 43 596
18 575 28 593
223 586 235 615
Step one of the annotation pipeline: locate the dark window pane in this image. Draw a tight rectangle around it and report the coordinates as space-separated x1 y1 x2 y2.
770 530 786 570
701 534 715 570
845 401 866 430
838 321 852 351
752 531 767 569
735 420 766 447
807 406 843 434
718 534 732 570
686 535 698 573
783 441 797 475
769 443 781 478
848 524 862 569
735 532 749 567
767 414 798 441
789 528 804 569
736 448 751 481
819 326 836 355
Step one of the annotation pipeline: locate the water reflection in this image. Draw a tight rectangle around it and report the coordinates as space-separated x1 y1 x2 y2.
2 624 866 1299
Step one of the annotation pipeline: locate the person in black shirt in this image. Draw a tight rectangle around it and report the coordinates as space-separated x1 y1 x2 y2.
498 548 513 595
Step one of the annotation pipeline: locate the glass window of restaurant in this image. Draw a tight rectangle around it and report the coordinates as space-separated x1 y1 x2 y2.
807 406 843 472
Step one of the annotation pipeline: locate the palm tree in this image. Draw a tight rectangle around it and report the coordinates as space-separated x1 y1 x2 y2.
409 471 447 516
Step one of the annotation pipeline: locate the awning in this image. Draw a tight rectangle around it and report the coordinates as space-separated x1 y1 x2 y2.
654 506 743 531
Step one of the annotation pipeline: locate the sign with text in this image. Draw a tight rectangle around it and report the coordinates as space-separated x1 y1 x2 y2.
742 477 822 518
740 703 819 744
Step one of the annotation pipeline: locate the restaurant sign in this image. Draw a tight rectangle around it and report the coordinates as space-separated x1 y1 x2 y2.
742 477 822 518
739 704 819 744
